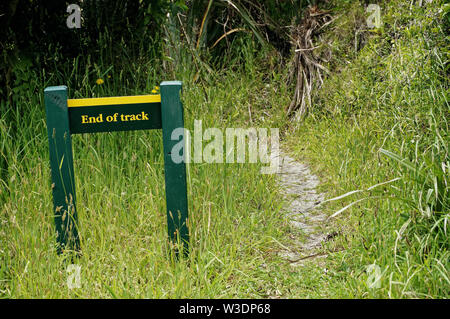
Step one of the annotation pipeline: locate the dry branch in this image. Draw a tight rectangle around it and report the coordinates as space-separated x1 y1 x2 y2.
287 5 333 118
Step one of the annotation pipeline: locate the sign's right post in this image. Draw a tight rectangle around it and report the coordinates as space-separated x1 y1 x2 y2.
160 81 189 255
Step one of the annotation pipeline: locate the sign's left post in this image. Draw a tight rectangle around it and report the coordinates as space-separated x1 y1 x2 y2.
44 86 80 254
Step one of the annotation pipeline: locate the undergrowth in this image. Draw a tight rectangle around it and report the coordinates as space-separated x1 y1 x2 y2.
287 0 449 298
0 0 448 299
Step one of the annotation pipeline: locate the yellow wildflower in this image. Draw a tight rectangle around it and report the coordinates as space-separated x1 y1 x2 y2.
151 89 157 94
96 78 104 85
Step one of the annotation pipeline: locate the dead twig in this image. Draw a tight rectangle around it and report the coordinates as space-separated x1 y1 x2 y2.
287 247 346 263
286 5 333 118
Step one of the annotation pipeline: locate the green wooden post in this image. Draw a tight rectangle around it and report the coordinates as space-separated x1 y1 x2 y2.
44 86 80 254
160 81 189 254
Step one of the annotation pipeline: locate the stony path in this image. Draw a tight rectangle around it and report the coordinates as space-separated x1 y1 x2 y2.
277 153 328 265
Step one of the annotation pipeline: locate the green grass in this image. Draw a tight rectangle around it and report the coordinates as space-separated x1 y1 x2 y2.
1 0 448 299
285 0 449 298
0 57 299 297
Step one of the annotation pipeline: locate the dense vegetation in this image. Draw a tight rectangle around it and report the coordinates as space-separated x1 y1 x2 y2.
286 1 449 297
0 0 448 298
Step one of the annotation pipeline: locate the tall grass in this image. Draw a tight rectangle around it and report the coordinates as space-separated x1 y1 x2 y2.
1 0 448 299
287 0 449 298
0 33 304 297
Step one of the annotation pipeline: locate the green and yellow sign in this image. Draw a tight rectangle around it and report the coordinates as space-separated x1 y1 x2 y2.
44 81 189 255
67 94 162 134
